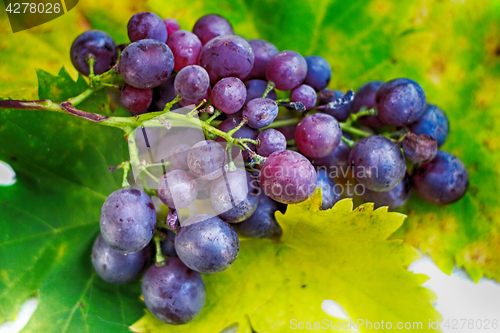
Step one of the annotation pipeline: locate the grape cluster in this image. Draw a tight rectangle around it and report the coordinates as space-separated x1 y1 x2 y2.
70 11 469 325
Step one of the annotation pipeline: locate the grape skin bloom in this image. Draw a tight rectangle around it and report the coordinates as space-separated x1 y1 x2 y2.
119 39 174 89
304 55 331 91
142 258 206 324
259 150 318 204
92 233 151 284
99 188 157 254
242 98 279 129
265 51 308 91
295 113 342 158
290 84 317 110
192 14 234 45
256 129 287 157
348 135 406 192
127 12 168 43
167 30 203 71
175 214 240 274
211 77 247 114
158 170 198 209
174 65 210 100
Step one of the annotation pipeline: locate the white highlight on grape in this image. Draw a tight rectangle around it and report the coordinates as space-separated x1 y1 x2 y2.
0 161 16 186
321 299 350 320
0 297 38 333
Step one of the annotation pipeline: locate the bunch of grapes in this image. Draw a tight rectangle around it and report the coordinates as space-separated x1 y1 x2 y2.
70 11 469 325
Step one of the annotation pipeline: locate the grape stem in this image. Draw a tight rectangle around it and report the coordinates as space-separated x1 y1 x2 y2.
153 232 167 267
262 81 275 98
286 139 296 146
342 136 356 148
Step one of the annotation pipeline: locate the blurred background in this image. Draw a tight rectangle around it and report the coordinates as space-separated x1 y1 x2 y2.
1 0 500 331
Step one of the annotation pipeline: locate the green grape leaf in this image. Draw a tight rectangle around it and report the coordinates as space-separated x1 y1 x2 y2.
131 192 440 332
0 68 137 332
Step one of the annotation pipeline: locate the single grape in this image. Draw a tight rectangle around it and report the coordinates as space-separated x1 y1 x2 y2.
316 168 341 210
349 135 406 192
260 150 317 204
215 117 259 161
179 85 211 107
304 55 331 91
100 188 157 253
361 174 411 210
350 80 385 127
375 78 426 126
408 103 449 147
242 98 279 129
256 129 287 157
167 30 203 71
233 192 283 239
211 77 247 114
402 133 438 165
198 35 254 83
295 113 342 158
245 39 279 80
290 84 317 109
310 138 351 174
265 51 307 91
158 170 198 209
163 18 180 36
318 89 352 121
119 39 174 89
187 140 228 180
119 84 153 115
245 79 277 103
128 12 168 43
142 258 205 324
168 144 191 170
192 14 234 45
174 65 210 100
148 74 176 111
161 229 178 257
277 124 297 141
92 233 151 284
412 151 469 204
70 30 117 76
210 168 260 223
175 214 239 274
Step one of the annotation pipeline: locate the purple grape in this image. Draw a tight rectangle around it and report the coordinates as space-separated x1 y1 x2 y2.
161 229 178 257
169 144 191 170
402 133 438 164
265 51 307 91
295 113 342 158
167 30 203 71
187 140 228 180
198 35 255 83
242 98 279 129
178 85 211 107
148 74 176 111
318 89 352 121
174 65 210 100
163 18 180 36
310 138 351 176
142 258 205 324
127 12 168 43
119 39 174 89
92 233 151 284
408 103 449 147
175 214 239 274
260 150 317 204
412 151 469 204
351 81 385 127
245 79 277 103
119 84 152 115
304 55 331 91
215 117 259 160
290 84 317 109
361 174 411 210
256 129 287 157
70 30 117 76
375 78 427 126
192 14 234 45
349 135 406 192
158 170 198 209
211 77 247 114
277 124 297 141
210 169 260 223
316 168 341 210
100 188 157 254
233 192 283 239
245 39 279 80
